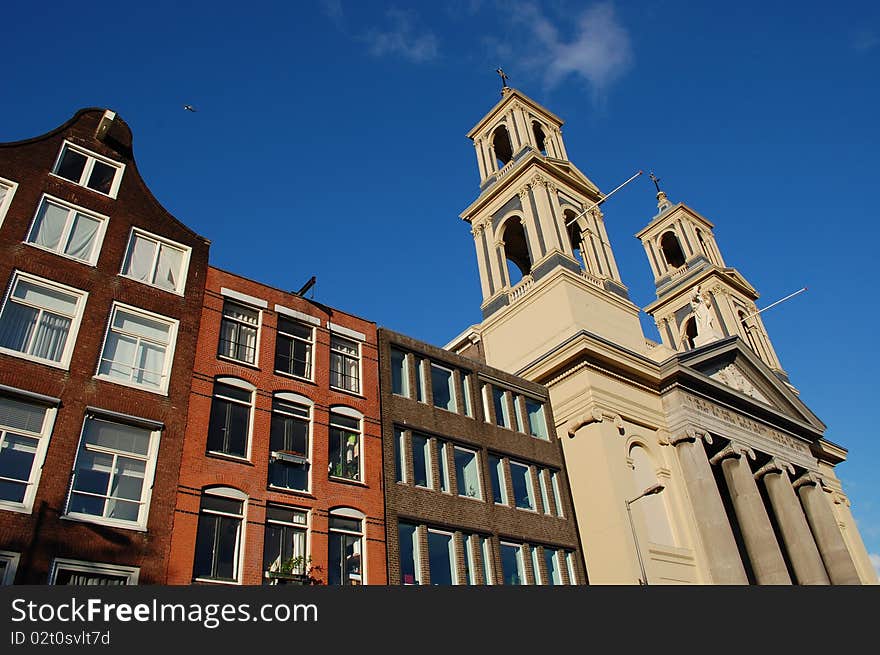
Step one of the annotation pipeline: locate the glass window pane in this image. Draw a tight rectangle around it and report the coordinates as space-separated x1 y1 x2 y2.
500 543 524 585
123 234 156 282
71 450 113 495
526 399 548 439
394 428 406 483
0 302 37 354
83 419 150 457
154 244 183 290
455 448 481 499
510 462 534 510
214 382 251 403
427 531 455 585
112 309 170 344
493 387 510 428
530 545 542 585
398 522 420 585
0 396 47 433
31 201 68 251
460 375 472 417
64 212 100 261
545 548 563 585
87 160 116 194
391 348 409 397
13 279 78 316
201 494 243 515
437 440 449 493
412 433 431 488
489 455 505 504
328 516 361 532
56 148 87 182
431 365 455 412
0 434 38 502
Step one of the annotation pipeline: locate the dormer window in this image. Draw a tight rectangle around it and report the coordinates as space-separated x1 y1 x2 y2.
52 142 124 198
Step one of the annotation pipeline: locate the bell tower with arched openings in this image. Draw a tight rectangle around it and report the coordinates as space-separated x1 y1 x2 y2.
637 185 786 378
459 86 646 373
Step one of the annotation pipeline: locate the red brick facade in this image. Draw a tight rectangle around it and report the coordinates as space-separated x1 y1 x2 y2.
0 109 210 583
167 267 386 585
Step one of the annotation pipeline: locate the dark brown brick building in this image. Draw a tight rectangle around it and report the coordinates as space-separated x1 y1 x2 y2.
379 328 585 585
0 108 210 584
167 266 387 586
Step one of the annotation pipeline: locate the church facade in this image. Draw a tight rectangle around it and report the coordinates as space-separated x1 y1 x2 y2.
446 87 877 584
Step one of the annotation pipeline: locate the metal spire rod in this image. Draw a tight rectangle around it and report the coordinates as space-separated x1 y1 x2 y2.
742 287 808 320
564 170 644 227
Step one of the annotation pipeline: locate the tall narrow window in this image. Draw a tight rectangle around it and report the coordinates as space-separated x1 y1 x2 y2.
427 530 457 585
0 176 18 229
682 317 698 350
489 455 507 505
565 551 578 585
274 318 312 379
460 374 473 417
27 196 107 265
52 142 124 197
328 510 363 586
532 121 547 155
492 125 513 168
390 348 409 397
481 536 494 585
263 505 308 582
454 446 481 500
530 545 543 585
660 231 686 269
398 521 421 585
66 415 159 529
544 548 563 585
0 272 86 367
330 335 360 393
510 461 535 511
492 387 511 429
96 304 178 394
412 432 432 489
551 471 564 517
539 469 552 516
430 363 456 412
268 396 310 491
328 410 361 481
0 393 55 512
525 398 548 439
437 440 450 493
500 542 525 586
121 229 189 294
464 534 478 585
206 380 253 459
218 301 259 365
394 427 407 483
193 488 245 582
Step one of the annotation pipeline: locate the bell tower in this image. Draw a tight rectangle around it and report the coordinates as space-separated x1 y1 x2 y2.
458 86 646 373
637 183 786 378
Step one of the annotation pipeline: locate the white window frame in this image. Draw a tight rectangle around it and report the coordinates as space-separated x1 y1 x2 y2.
490 454 508 505
51 140 125 198
0 176 19 229
530 544 543 585
426 528 458 585
453 445 482 501
551 471 564 517
26 195 108 266
460 374 473 417
539 468 553 516
481 536 494 585
206 377 255 462
218 300 262 367
329 334 362 395
394 427 407 484
524 395 549 440
328 406 363 482
0 390 59 514
0 271 88 370
390 347 410 398
328 507 365 586
544 547 564 585
120 228 192 295
513 394 526 433
64 413 162 531
411 431 433 489
95 302 179 395
49 558 139 585
565 550 578 585
0 550 21 585
193 487 247 585
268 392 313 493
509 460 536 512
430 362 457 413
398 521 421 585
500 541 526 586
438 439 451 493
263 504 309 579
415 357 427 403
274 317 314 381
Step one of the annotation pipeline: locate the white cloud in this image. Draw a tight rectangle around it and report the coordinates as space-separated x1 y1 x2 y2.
498 2 633 103
320 0 344 25
870 553 880 578
362 9 439 63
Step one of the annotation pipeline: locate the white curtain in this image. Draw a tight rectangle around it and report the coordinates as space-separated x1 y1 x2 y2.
99 332 136 381
155 244 183 291
31 201 67 251
0 303 37 353
134 342 166 388
64 213 99 261
124 235 156 283
30 313 71 362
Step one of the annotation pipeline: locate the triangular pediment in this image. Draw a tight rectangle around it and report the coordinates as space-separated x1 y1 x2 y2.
676 338 826 434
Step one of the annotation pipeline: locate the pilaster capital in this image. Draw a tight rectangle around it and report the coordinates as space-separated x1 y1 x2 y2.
709 441 756 466
530 173 547 188
753 457 794 480
518 186 530 202
470 222 486 237
494 239 505 248
669 428 712 447
566 409 624 438
792 471 823 490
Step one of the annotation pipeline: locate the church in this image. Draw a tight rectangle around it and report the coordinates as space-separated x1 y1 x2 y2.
445 85 877 584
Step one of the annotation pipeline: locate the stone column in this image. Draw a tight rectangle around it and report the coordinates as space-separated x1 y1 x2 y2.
754 460 829 585
710 444 791 584
794 473 861 585
671 432 748 584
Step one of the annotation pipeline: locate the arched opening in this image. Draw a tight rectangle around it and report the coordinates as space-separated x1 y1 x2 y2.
682 316 697 350
532 121 547 155
501 218 531 286
629 445 674 546
695 228 712 262
738 311 761 353
660 231 686 269
564 209 585 269
492 125 513 169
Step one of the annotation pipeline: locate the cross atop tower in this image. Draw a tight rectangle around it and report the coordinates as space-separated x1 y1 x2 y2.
495 68 509 90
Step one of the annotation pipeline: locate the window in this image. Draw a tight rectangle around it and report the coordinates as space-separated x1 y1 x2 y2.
263 505 308 582
544 548 564 585
437 440 450 493
121 229 190 294
0 272 87 368
96 304 178 394
463 533 494 586
480 535 494 585
565 551 578 585
530 545 543 585
513 395 526 433
274 317 313 379
500 542 525 585
460 374 473 417
415 358 426 403
0 392 56 512
330 335 360 393
66 415 160 529
390 348 409 397
0 551 20 585
52 141 124 197
328 509 363 586
427 529 457 585
218 301 259 365
551 471 564 517
27 196 107 265
492 386 512 429
454 446 481 500
328 410 361 481
412 432 432 489
510 461 535 511
193 488 246 583
206 379 253 459
430 363 456 412
268 396 311 492
660 231 686 269
394 427 406 483
489 454 507 505
398 522 421 585
0 176 18 228
525 397 548 439
50 559 138 585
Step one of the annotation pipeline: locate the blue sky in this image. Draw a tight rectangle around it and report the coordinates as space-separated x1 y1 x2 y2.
3 1 878 578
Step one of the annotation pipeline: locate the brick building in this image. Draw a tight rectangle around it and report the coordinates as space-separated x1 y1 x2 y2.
379 328 585 585
0 109 210 584
167 266 386 586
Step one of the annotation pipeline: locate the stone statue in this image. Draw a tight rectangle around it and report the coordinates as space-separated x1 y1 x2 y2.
690 286 722 345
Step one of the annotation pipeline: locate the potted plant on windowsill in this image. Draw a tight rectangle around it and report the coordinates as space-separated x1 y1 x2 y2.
265 556 324 585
